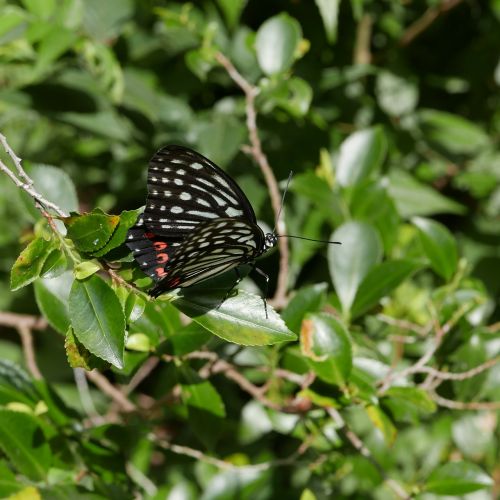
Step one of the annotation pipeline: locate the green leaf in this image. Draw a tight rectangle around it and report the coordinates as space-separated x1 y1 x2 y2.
35 26 78 72
125 333 150 352
337 126 387 187
166 322 211 356
69 275 125 368
425 461 493 495
0 459 23 497
365 405 397 446
91 208 141 258
216 0 247 29
34 272 73 335
418 109 490 156
300 313 352 385
413 217 458 281
185 47 217 81
74 260 100 280
282 283 328 333
82 0 134 41
351 260 422 318
10 236 54 291
21 0 56 19
315 0 340 43
375 71 418 117
22 164 78 220
64 212 120 254
328 222 383 316
261 76 312 117
173 289 296 346
40 248 67 279
255 13 302 75
0 409 52 481
382 387 436 424
181 369 226 418
388 170 466 217
64 327 102 370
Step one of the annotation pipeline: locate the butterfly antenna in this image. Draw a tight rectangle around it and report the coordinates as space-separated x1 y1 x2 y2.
273 171 294 234
278 235 341 245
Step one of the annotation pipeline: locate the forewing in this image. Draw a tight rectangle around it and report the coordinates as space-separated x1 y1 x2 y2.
148 219 264 296
144 145 256 237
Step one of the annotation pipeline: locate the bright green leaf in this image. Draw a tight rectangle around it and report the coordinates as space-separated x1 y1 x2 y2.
337 126 387 187
10 236 54 291
413 217 458 281
255 13 302 75
181 369 226 418
216 0 247 29
173 289 296 346
74 260 100 280
425 461 493 495
328 222 383 316
365 405 397 446
34 272 73 335
300 313 352 385
69 275 125 368
315 0 340 43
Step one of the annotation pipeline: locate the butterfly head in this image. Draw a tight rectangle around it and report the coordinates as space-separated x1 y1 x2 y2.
264 232 278 251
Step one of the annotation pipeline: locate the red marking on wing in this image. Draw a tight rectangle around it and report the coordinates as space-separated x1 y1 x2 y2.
169 277 181 287
155 267 167 278
144 232 155 239
153 241 168 251
156 253 169 264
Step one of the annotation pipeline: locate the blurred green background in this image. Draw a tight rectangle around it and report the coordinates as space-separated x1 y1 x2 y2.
0 0 499 498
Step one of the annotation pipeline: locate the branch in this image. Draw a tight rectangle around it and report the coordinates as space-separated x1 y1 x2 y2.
0 312 47 331
215 52 289 307
418 357 500 382
353 14 373 64
430 393 500 411
400 0 464 47
86 369 137 413
0 133 66 217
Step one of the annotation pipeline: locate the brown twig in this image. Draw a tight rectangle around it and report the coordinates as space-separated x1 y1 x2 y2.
86 369 137 412
418 357 500 382
17 325 43 380
215 52 289 308
353 14 373 64
400 0 465 47
430 393 500 411
0 312 47 331
0 133 66 217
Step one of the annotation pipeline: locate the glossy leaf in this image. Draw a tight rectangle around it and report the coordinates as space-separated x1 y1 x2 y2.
10 236 54 291
376 71 418 117
413 217 458 281
351 260 422 318
365 405 397 446
74 260 100 280
64 212 120 254
300 313 352 385
329 222 383 316
425 461 493 495
181 369 226 418
336 127 387 187
40 248 67 279
173 289 296 346
315 0 340 43
69 275 125 368
0 409 52 481
255 13 302 75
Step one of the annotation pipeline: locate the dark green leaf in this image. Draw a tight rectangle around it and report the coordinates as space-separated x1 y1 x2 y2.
413 217 458 281
69 275 125 368
351 260 422 318
382 387 436 424
181 369 226 418
216 0 247 29
282 283 328 333
40 248 67 278
0 409 52 481
64 212 120 254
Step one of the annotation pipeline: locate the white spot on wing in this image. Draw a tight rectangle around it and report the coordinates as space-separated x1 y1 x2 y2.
171 206 183 214
174 178 183 186
226 207 243 217
191 162 203 170
180 192 192 201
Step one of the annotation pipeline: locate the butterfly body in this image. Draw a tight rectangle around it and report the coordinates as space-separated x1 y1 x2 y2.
126 145 277 297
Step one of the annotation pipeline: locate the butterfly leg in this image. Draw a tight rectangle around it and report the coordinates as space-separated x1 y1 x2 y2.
252 266 270 319
216 268 243 309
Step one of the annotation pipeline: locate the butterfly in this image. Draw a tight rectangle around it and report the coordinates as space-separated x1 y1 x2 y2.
126 145 277 300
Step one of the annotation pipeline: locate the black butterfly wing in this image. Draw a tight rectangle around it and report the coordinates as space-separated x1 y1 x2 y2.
127 145 257 281
148 219 265 297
